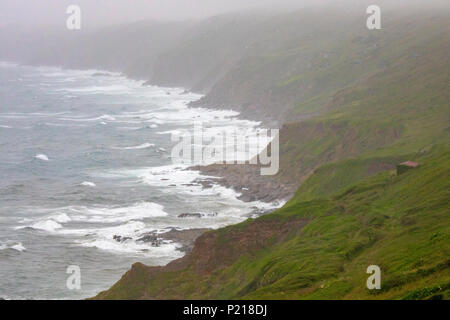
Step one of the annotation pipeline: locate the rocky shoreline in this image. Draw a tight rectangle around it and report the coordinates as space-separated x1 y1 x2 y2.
191 163 296 203
110 163 295 256
113 228 211 254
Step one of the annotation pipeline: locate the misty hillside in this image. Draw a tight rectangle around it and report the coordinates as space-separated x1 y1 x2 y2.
1 1 449 300
0 3 446 124
93 4 449 300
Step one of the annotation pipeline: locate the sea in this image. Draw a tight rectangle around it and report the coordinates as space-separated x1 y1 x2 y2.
0 62 280 299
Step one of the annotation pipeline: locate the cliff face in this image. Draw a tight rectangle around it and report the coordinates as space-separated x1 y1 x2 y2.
94 4 449 299
95 217 310 300
94 145 450 300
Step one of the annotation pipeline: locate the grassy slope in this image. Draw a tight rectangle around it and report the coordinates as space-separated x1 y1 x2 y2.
96 37 450 299
198 5 449 124
97 145 449 300
272 10 450 187
95 6 450 300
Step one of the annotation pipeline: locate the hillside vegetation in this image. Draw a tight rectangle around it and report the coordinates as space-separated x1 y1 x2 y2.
96 144 449 300
1 1 447 300
95 5 449 299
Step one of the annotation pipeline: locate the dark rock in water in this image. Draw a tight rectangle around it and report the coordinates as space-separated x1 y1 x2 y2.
190 164 295 203
21 227 36 232
136 235 162 247
238 194 257 202
169 184 177 187
137 228 210 253
159 228 210 253
113 235 132 243
136 235 157 242
178 212 217 218
181 183 197 187
196 179 215 189
178 213 203 218
161 178 170 181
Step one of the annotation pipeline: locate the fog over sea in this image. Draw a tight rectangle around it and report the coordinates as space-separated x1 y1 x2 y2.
0 62 279 299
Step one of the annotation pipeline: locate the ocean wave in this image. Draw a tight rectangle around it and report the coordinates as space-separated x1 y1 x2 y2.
113 143 155 150
78 238 183 257
106 164 245 200
56 85 131 94
35 154 49 161
0 112 67 117
69 202 168 223
29 220 63 232
18 202 168 229
50 213 72 223
72 221 183 257
81 181 96 187
116 126 144 131
0 241 26 252
44 122 89 128
15 213 70 233
60 114 116 122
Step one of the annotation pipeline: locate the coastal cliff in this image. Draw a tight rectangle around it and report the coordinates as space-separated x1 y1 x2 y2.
2 1 448 300
94 4 450 299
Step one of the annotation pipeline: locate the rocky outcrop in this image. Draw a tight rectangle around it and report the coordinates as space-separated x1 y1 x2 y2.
138 228 210 253
93 217 309 299
192 164 296 203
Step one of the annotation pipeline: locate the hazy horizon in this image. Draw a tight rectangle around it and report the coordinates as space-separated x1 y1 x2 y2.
1 0 446 30
0 0 321 29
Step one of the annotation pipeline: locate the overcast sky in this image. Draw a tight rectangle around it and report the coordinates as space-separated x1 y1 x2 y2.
0 0 446 29
0 0 324 29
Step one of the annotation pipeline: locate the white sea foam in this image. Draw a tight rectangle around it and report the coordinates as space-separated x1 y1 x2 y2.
100 162 285 231
3 63 280 268
81 181 96 187
56 85 131 94
60 114 116 122
74 202 168 223
117 126 144 131
44 122 88 128
52 213 72 223
0 241 26 252
0 112 66 117
13 202 171 259
22 202 168 227
65 220 183 257
11 243 27 252
35 154 49 161
79 238 183 257
29 220 63 232
77 231 183 257
113 143 155 150
0 125 12 128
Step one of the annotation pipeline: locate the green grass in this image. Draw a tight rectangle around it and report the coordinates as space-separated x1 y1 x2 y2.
94 6 450 300
96 145 449 300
